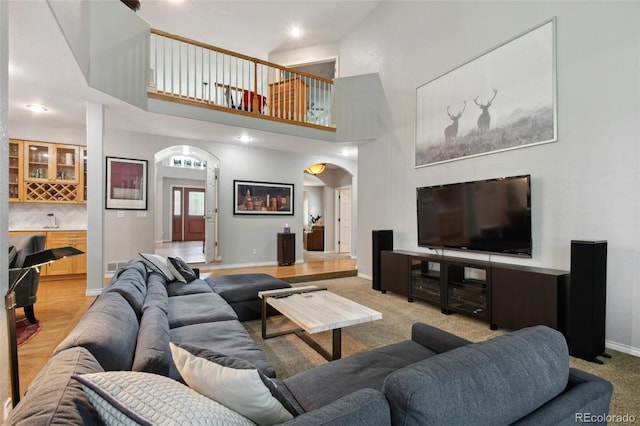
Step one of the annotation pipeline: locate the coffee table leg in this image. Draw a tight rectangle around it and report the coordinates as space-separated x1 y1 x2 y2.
333 328 342 360
261 296 268 339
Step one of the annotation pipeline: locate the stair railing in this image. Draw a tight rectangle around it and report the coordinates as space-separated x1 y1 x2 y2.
149 29 335 130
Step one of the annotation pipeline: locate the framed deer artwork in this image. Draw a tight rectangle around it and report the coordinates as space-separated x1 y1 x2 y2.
415 18 556 167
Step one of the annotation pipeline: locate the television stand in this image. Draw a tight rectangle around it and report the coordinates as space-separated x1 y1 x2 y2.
380 250 569 332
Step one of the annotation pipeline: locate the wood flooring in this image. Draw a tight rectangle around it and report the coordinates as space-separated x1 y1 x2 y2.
14 256 357 397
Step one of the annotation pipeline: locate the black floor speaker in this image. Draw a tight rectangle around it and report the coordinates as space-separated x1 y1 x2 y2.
372 230 393 291
568 240 609 363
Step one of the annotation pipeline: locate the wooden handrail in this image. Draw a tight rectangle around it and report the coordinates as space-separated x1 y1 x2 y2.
151 28 334 84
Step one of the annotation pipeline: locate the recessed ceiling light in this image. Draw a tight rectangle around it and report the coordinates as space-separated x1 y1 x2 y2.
237 135 252 143
290 26 302 38
26 104 48 113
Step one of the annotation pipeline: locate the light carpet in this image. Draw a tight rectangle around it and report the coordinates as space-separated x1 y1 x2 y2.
243 276 640 424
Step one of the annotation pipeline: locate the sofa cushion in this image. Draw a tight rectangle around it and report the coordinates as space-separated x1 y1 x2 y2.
205 273 291 303
167 292 238 328
132 305 170 376
5 347 104 426
383 325 570 426
170 343 294 425
283 340 437 412
166 256 198 283
169 320 276 379
143 272 169 313
139 252 175 281
166 278 215 296
54 292 140 371
74 371 256 426
103 268 148 316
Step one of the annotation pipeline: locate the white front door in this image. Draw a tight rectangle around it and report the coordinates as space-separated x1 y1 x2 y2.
338 187 351 253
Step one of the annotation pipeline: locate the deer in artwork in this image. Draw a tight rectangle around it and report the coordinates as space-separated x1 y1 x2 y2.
473 89 498 131
444 101 466 142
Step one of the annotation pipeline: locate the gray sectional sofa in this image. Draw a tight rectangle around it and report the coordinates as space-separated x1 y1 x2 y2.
6 259 613 425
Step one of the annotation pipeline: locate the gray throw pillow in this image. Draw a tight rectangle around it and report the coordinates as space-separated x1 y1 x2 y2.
166 256 197 283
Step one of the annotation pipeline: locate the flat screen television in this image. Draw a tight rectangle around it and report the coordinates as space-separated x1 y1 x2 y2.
417 175 532 257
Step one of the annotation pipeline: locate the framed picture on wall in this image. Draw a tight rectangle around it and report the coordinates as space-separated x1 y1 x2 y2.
234 180 294 215
415 18 557 167
105 157 148 210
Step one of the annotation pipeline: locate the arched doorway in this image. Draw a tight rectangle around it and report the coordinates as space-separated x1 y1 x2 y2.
302 163 353 260
154 146 220 263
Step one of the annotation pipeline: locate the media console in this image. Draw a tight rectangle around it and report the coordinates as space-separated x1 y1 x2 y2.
380 250 569 332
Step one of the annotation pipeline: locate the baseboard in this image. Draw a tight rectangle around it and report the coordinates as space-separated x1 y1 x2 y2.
605 339 640 357
86 289 103 297
358 272 372 280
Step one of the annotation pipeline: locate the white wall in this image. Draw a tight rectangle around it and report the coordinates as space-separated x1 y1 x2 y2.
342 1 640 354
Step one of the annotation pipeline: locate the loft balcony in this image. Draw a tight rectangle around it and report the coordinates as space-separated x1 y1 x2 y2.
148 29 335 133
46 0 381 142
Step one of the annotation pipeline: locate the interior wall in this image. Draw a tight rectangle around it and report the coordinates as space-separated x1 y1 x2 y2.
304 186 324 229
103 129 356 267
342 1 640 353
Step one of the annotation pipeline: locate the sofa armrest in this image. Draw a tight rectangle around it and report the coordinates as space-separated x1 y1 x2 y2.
411 322 471 353
513 368 613 426
278 388 390 426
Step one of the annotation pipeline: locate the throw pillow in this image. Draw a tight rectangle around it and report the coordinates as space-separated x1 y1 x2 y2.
73 371 255 426
166 256 197 283
170 343 294 426
138 253 174 282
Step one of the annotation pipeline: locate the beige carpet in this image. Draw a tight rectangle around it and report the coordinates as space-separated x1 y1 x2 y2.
244 276 640 424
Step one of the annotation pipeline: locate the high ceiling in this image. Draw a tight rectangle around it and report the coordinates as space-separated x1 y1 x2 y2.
7 0 381 156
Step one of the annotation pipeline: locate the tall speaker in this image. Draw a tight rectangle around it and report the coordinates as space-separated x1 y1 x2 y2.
568 240 609 363
372 230 393 291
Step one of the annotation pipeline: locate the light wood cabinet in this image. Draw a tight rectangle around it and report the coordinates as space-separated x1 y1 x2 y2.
8 230 87 276
9 139 85 203
43 231 87 276
9 140 24 201
268 78 308 121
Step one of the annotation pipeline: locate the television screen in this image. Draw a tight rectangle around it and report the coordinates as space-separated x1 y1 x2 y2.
417 175 532 257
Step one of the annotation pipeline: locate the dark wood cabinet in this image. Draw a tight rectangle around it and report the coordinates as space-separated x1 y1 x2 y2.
277 233 295 265
380 250 569 331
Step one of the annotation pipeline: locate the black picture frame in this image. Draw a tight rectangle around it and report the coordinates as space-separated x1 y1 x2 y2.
234 180 294 215
105 157 148 210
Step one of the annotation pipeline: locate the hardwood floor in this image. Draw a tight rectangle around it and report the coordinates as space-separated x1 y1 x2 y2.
14 256 357 397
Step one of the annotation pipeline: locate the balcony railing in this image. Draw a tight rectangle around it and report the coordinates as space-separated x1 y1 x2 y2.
148 29 335 131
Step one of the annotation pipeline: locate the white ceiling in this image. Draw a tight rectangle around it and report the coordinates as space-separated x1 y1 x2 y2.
7 0 381 157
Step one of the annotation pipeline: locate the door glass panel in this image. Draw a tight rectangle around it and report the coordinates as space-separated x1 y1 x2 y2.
173 190 181 216
188 192 205 216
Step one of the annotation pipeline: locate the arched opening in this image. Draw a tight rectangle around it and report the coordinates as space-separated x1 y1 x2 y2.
154 146 220 264
302 163 354 261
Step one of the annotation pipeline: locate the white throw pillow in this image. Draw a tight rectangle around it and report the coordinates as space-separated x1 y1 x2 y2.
74 371 255 426
138 252 175 281
170 343 294 426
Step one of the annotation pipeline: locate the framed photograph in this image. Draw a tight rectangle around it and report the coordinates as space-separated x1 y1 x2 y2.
234 180 294 215
106 157 148 210
415 18 556 167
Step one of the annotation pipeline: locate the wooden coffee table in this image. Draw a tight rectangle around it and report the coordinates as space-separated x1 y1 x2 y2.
259 285 382 361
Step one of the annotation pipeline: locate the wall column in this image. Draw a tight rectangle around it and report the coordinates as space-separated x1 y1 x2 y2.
86 103 105 294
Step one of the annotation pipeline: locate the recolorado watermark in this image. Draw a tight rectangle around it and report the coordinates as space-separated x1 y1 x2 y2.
576 413 636 423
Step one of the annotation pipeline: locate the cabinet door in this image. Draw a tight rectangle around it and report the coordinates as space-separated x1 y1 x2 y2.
9 140 23 201
45 231 87 275
24 141 53 181
52 144 79 183
492 267 564 330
